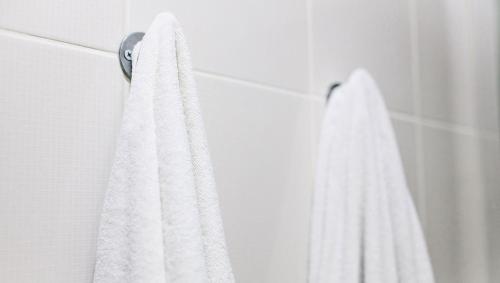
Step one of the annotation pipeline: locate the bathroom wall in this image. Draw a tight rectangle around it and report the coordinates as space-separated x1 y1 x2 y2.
0 1 498 283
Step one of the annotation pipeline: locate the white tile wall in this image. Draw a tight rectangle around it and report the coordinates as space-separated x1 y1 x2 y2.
129 0 309 92
0 0 498 282
310 0 415 113
416 0 499 132
422 127 499 283
0 0 124 51
414 1 500 281
0 30 123 282
392 118 419 208
197 74 312 282
483 139 500 282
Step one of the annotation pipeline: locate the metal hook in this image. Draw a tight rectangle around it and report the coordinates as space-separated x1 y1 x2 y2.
326 82 342 101
119 32 145 80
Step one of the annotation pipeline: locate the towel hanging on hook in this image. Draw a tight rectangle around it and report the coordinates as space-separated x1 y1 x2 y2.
99 13 235 282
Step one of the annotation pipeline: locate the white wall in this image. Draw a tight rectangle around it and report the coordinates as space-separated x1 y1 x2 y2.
0 0 498 283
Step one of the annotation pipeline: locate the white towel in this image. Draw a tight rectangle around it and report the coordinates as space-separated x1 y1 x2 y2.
309 69 434 283
94 13 234 283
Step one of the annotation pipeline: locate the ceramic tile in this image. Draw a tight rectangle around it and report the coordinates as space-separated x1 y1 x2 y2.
196 74 312 283
310 99 325 170
0 0 124 51
129 0 309 92
482 138 500 282
416 0 499 131
0 32 124 282
422 126 499 283
392 118 421 213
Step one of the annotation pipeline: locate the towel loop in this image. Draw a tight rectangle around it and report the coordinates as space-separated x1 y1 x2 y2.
326 82 342 101
119 32 145 80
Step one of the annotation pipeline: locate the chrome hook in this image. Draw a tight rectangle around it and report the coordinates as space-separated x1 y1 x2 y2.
326 82 342 101
118 32 145 80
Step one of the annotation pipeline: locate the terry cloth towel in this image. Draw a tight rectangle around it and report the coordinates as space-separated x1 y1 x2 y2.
94 13 234 283
309 69 434 283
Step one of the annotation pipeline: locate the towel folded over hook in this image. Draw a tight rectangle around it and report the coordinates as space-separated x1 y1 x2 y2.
94 13 234 283
309 69 434 283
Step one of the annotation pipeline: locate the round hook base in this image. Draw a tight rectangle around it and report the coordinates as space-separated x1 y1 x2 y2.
119 32 145 80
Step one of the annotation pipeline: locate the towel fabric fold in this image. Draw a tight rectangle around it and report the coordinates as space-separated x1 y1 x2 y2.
309 69 434 283
94 13 234 283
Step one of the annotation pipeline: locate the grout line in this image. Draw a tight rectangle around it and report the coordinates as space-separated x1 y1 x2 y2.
193 69 312 100
390 111 500 141
408 0 427 228
0 27 116 57
305 2 318 279
389 111 421 123
196 62 499 142
305 0 315 93
0 24 320 103
121 0 131 107
0 25 317 102
2 20 498 145
455 5 491 279
305 0 318 185
496 1 500 136
309 95 325 103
